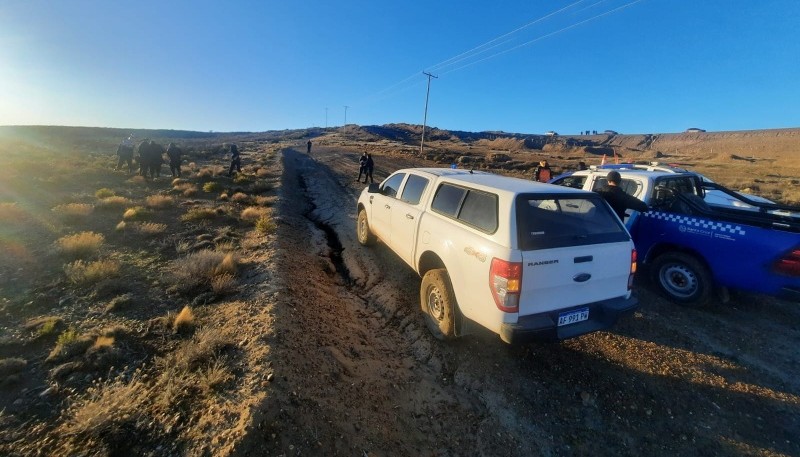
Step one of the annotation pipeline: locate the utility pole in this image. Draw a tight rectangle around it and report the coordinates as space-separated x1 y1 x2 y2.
343 105 349 139
325 107 328 129
420 71 438 155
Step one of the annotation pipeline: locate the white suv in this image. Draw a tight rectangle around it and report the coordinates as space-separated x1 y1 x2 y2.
356 168 638 343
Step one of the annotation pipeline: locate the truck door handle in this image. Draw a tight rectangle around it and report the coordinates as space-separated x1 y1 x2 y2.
406 214 414 220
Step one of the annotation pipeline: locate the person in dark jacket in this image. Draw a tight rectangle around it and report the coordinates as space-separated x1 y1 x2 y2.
356 152 368 182
307 140 312 154
115 134 135 174
597 170 648 221
228 144 241 177
363 153 374 184
166 142 183 177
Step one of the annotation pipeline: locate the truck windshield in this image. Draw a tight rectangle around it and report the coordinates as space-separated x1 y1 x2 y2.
516 194 629 250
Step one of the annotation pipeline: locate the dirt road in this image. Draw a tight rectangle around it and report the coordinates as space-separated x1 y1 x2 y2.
232 146 800 456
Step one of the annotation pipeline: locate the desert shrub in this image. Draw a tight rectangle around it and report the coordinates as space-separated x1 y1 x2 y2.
94 188 115 198
250 180 273 194
256 168 270 178
171 178 188 187
255 215 277 234
97 196 131 210
233 174 251 184
211 273 236 295
231 192 250 203
196 167 214 179
25 316 63 337
181 207 217 222
218 193 229 201
92 335 115 350
173 306 195 333
47 328 94 362
64 259 121 285
172 327 233 371
136 222 167 236
174 183 199 197
105 294 133 313
203 181 223 193
115 221 126 231
199 357 232 393
56 231 105 259
123 206 151 221
145 195 175 209
240 207 268 223
52 203 94 220
172 250 238 290
254 196 277 206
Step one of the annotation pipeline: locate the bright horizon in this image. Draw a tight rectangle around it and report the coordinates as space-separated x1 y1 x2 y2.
1 0 798 135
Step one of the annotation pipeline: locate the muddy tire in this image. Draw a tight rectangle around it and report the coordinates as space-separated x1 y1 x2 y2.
650 252 713 306
357 208 375 246
420 269 457 340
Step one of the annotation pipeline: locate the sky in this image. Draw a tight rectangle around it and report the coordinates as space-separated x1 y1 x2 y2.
1 0 799 135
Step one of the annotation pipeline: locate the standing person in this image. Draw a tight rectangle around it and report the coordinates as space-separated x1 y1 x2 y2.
356 152 368 182
534 160 552 182
597 170 648 221
115 134 135 174
577 161 587 171
228 143 241 177
137 139 151 177
166 142 183 178
363 153 374 184
306 140 312 154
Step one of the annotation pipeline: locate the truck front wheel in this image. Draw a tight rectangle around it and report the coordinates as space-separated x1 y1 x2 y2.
651 252 712 306
357 208 375 246
420 269 456 340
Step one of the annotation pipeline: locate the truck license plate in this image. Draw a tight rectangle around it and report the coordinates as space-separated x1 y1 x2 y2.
557 308 589 326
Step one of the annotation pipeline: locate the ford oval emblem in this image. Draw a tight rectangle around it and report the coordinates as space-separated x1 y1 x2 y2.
573 273 591 282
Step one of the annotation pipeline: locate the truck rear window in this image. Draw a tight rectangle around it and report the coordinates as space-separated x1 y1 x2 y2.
516 194 629 250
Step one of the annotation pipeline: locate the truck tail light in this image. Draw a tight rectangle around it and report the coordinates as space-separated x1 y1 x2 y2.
774 248 800 277
490 258 522 313
628 249 638 290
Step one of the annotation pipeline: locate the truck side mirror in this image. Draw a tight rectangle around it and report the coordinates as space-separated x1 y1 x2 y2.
367 183 381 193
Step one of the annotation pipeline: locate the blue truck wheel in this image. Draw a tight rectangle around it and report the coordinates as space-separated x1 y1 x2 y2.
651 252 713 306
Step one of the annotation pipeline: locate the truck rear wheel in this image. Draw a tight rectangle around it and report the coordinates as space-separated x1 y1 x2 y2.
357 208 375 246
420 269 456 340
651 252 712 306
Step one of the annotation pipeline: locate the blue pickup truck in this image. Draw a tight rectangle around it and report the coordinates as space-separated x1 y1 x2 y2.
550 165 800 306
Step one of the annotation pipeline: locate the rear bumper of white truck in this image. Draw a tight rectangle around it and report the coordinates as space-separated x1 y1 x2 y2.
499 296 639 344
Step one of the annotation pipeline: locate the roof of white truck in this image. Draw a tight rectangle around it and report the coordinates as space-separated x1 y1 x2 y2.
397 168 591 196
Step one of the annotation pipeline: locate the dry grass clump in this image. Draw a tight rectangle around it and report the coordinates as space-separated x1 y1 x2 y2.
240 206 269 223
96 196 131 210
56 231 104 259
256 168 270 178
52 203 94 220
231 192 250 203
173 306 195 333
255 215 277 234
203 181 223 193
181 207 218 222
123 206 151 221
115 221 127 232
47 327 94 362
145 194 175 209
199 357 233 393
233 174 251 184
171 178 188 187
174 182 199 197
94 188 115 198
254 195 278 206
127 175 146 185
171 250 238 291
218 192 229 201
64 259 121 285
211 273 237 295
135 222 167 236
196 167 214 178
24 316 64 337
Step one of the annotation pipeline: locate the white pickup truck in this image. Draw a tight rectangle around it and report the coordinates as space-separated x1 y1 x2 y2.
356 168 639 344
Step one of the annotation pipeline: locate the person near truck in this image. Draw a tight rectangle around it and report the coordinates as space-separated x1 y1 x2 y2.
357 152 368 182
534 160 552 182
166 142 183 177
597 170 648 221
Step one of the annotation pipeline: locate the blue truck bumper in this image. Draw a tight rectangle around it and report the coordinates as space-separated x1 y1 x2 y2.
499 295 639 344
